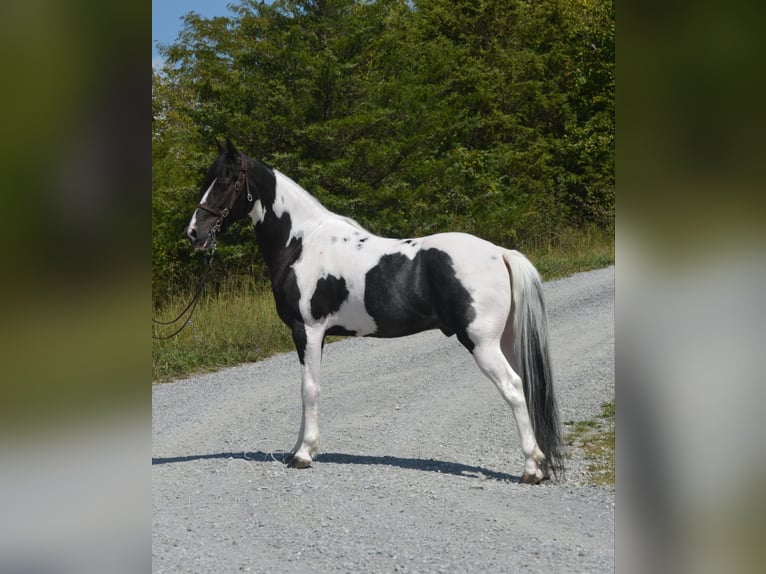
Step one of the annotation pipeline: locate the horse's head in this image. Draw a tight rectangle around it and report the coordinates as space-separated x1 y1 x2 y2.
186 139 255 250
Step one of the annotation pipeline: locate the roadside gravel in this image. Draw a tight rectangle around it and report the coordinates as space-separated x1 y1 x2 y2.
153 266 614 573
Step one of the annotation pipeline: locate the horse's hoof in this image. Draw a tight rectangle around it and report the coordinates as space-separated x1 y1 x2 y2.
285 454 311 469
520 471 542 485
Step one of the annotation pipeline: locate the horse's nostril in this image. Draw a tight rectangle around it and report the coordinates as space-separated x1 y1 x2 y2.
187 227 197 241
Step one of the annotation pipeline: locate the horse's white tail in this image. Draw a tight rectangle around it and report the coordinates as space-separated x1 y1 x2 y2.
503 250 564 479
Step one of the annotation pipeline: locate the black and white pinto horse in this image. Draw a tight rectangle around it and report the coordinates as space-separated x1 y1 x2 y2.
186 140 563 483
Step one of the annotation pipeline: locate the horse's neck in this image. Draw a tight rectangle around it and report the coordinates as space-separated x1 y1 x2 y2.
271 170 331 230
250 167 332 282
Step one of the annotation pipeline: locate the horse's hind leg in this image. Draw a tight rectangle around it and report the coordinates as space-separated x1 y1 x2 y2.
286 325 324 468
472 342 547 483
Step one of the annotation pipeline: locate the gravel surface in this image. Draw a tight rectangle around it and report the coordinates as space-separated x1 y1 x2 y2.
153 266 614 573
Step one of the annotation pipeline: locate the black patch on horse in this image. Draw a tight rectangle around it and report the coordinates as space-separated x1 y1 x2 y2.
364 249 476 350
291 322 307 364
310 275 349 320
269 239 304 362
250 163 307 362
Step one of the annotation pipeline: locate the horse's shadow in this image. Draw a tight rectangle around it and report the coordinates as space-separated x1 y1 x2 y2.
152 450 520 482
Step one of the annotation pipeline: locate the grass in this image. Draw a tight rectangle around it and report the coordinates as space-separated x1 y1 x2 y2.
523 225 615 282
152 277 295 383
152 228 613 382
564 400 615 486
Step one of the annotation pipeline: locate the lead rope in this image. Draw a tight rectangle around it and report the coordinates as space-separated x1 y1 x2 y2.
152 233 217 340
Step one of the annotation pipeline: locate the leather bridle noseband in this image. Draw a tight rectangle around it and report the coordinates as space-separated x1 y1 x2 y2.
196 155 254 240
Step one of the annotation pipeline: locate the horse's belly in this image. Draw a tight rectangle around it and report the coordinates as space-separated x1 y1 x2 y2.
363 302 441 338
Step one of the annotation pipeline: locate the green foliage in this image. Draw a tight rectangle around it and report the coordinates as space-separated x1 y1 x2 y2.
153 0 614 304
152 276 295 382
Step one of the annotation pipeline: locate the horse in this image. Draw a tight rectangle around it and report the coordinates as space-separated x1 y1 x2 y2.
185 139 563 484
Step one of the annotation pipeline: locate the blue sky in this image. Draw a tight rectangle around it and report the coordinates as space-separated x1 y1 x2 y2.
152 0 239 69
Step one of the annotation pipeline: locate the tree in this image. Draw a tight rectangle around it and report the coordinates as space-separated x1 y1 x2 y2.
152 0 614 303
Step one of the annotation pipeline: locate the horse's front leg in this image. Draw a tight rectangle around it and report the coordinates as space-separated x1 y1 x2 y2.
286 324 324 469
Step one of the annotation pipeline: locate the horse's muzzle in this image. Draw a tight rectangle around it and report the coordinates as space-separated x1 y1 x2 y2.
186 226 211 250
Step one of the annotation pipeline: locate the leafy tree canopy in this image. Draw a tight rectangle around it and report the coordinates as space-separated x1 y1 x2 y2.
153 0 613 302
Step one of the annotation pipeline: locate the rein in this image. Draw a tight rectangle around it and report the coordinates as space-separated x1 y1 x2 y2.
153 156 253 340
152 249 215 340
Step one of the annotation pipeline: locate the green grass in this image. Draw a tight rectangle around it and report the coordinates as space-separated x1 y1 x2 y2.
152 228 613 382
564 400 615 486
523 225 615 282
152 277 295 383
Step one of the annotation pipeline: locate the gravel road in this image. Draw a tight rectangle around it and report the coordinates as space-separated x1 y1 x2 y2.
153 266 614 573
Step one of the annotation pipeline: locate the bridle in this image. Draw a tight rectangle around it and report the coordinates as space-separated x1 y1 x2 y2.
152 155 254 340
195 155 254 248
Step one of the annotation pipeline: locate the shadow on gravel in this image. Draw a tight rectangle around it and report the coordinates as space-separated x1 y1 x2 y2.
152 450 520 482
318 452 520 482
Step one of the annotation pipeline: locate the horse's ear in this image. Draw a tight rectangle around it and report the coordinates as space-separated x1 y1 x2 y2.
216 139 225 155
225 138 238 158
